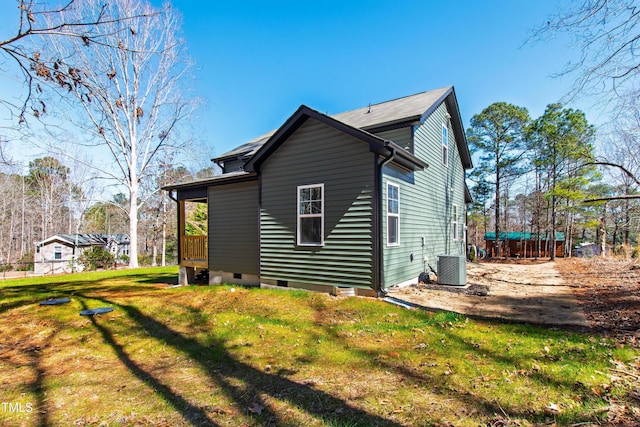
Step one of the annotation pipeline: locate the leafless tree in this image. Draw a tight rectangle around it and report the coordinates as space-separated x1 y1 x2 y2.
1 0 155 124
532 0 640 105
30 0 197 268
530 1 640 232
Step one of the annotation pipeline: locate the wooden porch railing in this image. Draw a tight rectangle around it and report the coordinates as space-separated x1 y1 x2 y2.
181 235 208 267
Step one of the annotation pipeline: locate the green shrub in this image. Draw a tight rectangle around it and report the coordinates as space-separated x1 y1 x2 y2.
468 245 477 262
16 251 34 271
79 246 115 271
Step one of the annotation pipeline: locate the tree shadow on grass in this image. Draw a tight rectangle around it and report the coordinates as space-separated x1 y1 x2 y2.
77 299 221 426
0 279 170 316
0 329 56 427
315 306 604 425
82 294 403 427
30 332 55 427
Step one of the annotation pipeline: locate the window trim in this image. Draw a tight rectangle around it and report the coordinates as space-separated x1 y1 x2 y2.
387 182 400 246
54 245 62 260
442 123 448 167
452 204 459 241
297 183 324 247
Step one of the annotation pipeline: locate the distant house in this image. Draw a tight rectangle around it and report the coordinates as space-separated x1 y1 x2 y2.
574 242 605 257
164 86 473 295
34 234 130 275
484 232 565 258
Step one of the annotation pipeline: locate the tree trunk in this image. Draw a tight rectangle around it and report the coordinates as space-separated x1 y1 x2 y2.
152 244 157 267
495 171 501 258
624 196 630 245
20 177 25 258
600 209 607 257
483 207 489 255
550 146 557 261
504 185 510 258
161 193 167 267
129 183 139 268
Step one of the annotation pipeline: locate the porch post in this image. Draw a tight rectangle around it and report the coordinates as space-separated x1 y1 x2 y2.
178 200 185 264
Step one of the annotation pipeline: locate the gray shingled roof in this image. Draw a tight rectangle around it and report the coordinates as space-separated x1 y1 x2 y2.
332 86 451 130
37 234 130 247
214 136 273 160
215 86 453 161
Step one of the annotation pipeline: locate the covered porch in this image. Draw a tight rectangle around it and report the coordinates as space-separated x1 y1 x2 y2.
169 183 209 285
164 171 260 287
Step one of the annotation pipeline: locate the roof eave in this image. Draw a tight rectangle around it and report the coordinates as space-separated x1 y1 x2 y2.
162 171 258 192
464 181 473 204
444 88 473 170
371 141 428 171
245 105 391 173
361 116 422 133
418 86 472 170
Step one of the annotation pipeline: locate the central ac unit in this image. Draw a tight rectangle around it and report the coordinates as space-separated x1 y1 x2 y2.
437 255 466 286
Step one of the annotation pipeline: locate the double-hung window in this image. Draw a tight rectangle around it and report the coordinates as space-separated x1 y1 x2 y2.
297 184 324 246
452 205 459 240
442 124 448 167
54 245 62 260
387 182 400 246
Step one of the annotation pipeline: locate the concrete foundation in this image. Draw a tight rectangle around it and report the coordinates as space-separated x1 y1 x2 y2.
178 266 197 285
209 271 260 287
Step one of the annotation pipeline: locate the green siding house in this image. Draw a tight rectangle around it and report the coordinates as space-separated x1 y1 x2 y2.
165 86 472 295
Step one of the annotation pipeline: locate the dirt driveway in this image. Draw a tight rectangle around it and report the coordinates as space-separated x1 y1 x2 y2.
388 261 590 328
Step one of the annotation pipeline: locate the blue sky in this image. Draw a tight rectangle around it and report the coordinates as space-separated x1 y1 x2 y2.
165 0 587 159
1 1 590 165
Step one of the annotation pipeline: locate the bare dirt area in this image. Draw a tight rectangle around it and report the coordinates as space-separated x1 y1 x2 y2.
392 257 640 344
556 257 640 345
390 259 591 328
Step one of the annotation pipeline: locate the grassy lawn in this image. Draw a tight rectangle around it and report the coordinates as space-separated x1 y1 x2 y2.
0 268 638 426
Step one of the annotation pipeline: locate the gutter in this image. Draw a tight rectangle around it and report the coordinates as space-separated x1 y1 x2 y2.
371 140 428 172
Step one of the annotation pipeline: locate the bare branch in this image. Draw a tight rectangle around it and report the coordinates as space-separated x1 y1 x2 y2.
1 0 161 122
530 1 640 107
584 161 640 187
583 194 640 203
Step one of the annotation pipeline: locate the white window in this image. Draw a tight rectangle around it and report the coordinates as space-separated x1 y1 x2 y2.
297 184 324 246
452 205 459 240
442 124 448 166
54 245 62 260
387 182 400 246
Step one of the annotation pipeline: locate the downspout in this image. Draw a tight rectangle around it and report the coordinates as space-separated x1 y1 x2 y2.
375 143 396 297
